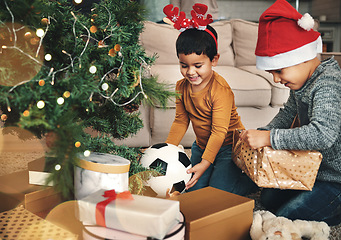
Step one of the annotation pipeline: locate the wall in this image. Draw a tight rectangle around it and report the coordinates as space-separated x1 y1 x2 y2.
311 0 340 21
311 0 341 52
216 0 340 51
216 0 311 22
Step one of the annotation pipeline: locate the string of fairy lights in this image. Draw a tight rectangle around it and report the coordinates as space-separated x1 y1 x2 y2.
0 0 149 161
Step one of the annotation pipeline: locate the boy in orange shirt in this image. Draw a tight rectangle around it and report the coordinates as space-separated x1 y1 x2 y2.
164 4 257 195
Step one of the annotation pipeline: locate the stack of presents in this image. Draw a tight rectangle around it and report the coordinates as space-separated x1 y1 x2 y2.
0 153 254 240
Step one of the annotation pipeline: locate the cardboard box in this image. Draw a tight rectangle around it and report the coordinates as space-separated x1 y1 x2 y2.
171 187 254 240
0 169 62 215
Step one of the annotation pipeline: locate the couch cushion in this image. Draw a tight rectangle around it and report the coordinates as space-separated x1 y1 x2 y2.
150 64 182 108
140 20 234 66
237 106 281 130
150 106 282 147
151 64 272 108
151 64 183 85
232 19 258 67
150 108 195 146
210 20 234 66
113 105 151 147
140 21 180 65
238 66 290 106
214 66 271 107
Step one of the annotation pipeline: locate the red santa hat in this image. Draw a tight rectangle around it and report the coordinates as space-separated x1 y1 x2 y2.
255 0 322 70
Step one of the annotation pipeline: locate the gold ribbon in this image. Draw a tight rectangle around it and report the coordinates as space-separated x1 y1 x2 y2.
77 158 130 174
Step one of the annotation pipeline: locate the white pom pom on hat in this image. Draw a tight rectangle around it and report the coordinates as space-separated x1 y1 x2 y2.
298 13 315 31
255 0 322 70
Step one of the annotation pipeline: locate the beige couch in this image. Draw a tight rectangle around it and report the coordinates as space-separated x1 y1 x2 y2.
114 19 290 148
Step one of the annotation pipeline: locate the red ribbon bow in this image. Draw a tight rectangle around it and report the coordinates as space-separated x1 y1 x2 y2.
95 189 133 227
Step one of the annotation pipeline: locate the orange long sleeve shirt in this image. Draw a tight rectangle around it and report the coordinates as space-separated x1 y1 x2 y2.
166 71 244 163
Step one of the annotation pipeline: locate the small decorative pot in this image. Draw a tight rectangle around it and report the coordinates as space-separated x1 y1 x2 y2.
74 152 130 200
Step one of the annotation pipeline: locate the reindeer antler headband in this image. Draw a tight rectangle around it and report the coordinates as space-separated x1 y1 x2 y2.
163 3 217 50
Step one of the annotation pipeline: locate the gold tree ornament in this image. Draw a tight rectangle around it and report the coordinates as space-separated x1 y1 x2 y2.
23 110 30 117
108 48 116 57
75 141 81 148
1 114 7 121
114 44 121 52
38 79 45 86
63 91 71 98
41 17 49 25
90 25 97 33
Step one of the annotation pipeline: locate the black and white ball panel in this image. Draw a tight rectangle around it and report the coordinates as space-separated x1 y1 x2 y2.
140 143 192 197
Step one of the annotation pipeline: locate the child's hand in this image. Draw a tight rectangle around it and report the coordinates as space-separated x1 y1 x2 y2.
185 159 211 190
239 129 271 149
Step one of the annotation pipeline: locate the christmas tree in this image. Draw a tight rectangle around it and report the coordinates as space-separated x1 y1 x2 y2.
0 0 175 198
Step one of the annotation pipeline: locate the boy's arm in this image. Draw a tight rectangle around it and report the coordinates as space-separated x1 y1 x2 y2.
270 83 341 151
243 82 341 150
166 113 189 146
185 85 235 190
241 92 297 149
185 159 211 189
201 87 234 163
239 130 271 149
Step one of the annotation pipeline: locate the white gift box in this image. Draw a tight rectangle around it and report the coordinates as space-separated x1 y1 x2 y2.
77 189 181 239
74 152 130 200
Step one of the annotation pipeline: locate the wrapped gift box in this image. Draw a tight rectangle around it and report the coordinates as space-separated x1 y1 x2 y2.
74 152 130 200
171 187 254 240
28 157 53 186
77 189 181 239
0 205 77 239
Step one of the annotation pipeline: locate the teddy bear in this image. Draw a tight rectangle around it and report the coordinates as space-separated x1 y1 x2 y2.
250 210 330 240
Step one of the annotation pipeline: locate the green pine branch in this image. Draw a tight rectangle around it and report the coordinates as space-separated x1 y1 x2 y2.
0 0 176 199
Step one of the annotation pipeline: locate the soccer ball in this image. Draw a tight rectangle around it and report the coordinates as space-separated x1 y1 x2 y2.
140 143 192 197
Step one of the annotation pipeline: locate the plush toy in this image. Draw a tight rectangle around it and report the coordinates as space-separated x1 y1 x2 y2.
250 210 330 240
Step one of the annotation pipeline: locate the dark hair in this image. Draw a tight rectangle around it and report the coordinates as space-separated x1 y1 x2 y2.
176 25 218 61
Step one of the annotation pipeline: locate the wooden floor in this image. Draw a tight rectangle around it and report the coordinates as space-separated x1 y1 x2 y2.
0 127 46 176
1 127 341 239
